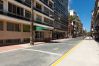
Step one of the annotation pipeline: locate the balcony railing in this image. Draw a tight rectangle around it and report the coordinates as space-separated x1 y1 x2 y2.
0 10 30 21
39 0 53 10
15 0 31 7
33 7 49 16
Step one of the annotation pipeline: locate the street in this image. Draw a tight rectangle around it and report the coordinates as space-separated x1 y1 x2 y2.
56 37 99 66
0 0 98 66
0 37 83 66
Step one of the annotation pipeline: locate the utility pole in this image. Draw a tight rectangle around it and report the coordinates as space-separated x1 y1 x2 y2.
30 0 34 45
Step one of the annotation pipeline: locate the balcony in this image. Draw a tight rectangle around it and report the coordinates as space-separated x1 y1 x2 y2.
39 0 53 10
15 0 31 7
35 19 53 27
0 10 30 21
33 7 49 17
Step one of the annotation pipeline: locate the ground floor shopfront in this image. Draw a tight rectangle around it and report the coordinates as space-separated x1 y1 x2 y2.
34 26 52 42
0 20 31 46
52 30 67 40
0 20 67 46
0 20 53 46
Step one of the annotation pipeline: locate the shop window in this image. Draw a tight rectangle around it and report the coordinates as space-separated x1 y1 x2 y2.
35 31 44 40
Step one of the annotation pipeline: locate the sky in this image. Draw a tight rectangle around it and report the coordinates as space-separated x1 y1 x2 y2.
69 0 95 32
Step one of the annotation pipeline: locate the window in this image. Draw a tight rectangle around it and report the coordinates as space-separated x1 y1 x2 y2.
14 24 21 31
7 22 14 31
44 7 49 15
23 25 30 32
17 7 23 16
13 5 17 14
7 22 20 31
25 10 31 19
0 0 3 11
8 3 24 16
24 0 31 6
36 14 42 22
49 1 53 9
8 2 13 12
36 3 42 10
0 22 3 31
44 18 49 22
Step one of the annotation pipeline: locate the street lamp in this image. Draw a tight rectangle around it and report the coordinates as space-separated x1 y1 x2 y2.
30 0 34 45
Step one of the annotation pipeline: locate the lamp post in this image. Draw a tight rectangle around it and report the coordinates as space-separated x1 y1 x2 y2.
30 0 34 45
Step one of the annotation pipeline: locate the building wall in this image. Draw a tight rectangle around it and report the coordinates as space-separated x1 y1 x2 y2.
52 0 68 39
0 0 55 45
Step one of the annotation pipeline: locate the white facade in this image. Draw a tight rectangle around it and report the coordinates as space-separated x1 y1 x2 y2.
69 10 77 16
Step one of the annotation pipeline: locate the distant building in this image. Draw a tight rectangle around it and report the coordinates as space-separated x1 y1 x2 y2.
68 10 83 38
69 10 77 16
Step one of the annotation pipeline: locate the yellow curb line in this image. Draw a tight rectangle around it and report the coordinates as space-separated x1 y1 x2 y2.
51 40 84 66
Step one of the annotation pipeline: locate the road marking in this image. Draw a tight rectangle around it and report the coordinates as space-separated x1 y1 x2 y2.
23 49 62 56
51 40 83 66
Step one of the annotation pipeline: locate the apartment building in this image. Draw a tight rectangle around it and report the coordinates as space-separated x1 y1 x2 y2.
0 0 54 46
91 0 99 39
68 10 83 38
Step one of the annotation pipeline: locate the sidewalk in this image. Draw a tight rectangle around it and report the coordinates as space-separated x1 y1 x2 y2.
52 37 99 66
0 38 72 53
0 42 46 53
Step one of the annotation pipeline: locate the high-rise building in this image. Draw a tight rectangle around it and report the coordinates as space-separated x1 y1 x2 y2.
52 0 68 39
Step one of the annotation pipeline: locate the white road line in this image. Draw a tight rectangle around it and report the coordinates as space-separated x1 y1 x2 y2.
23 49 62 56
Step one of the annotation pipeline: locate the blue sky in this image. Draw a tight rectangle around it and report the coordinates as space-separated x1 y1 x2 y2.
69 0 95 31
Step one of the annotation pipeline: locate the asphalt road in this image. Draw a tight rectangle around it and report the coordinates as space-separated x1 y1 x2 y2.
0 37 83 66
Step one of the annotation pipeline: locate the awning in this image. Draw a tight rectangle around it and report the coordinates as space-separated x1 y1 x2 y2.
34 23 54 30
34 26 48 31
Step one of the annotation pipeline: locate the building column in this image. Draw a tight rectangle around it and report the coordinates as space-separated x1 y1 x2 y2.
3 0 8 13
3 21 7 44
20 24 23 43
